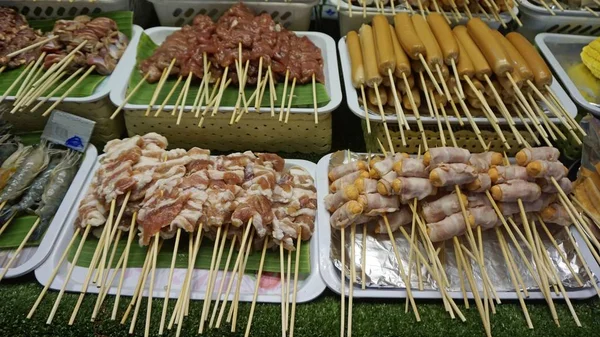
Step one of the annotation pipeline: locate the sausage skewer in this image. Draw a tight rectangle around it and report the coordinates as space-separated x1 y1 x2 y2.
346 31 372 134
428 13 465 100
360 24 396 152
394 13 444 97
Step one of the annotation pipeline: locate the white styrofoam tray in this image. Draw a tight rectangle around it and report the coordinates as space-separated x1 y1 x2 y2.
35 158 326 304
535 33 600 117
316 153 600 300
110 27 342 115
2 25 142 104
0 144 98 278
338 36 578 125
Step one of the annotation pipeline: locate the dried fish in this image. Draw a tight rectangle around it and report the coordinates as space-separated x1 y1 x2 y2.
0 142 49 203
0 144 32 192
32 151 81 239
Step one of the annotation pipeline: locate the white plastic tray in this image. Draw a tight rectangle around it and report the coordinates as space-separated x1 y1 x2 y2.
110 27 342 116
0 144 98 278
0 0 130 20
338 36 578 125
316 153 600 300
35 158 326 304
535 33 600 117
2 25 142 104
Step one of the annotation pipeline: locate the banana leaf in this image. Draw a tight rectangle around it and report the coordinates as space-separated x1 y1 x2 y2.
126 32 330 108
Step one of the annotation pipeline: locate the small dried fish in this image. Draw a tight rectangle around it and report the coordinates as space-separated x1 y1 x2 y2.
0 142 49 203
32 151 81 239
0 144 32 192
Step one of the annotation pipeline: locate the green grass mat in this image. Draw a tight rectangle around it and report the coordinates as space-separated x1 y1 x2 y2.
0 11 134 98
126 32 330 108
67 233 311 274
0 215 42 249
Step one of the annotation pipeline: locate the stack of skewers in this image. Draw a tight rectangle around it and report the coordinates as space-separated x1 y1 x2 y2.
0 123 82 281
28 132 317 337
338 0 521 27
0 9 129 116
529 0 600 17
326 145 600 337
343 14 586 153
112 3 326 126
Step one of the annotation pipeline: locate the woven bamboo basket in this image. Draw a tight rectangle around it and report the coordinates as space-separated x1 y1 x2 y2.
124 110 332 153
1 98 125 146
362 121 536 156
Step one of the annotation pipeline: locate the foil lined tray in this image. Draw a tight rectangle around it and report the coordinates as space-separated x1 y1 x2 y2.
317 152 600 300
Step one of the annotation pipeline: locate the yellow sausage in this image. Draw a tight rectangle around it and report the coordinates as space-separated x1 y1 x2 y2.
453 25 492 81
412 14 443 67
346 31 366 89
427 13 459 65
389 24 411 77
454 35 475 78
394 13 426 60
506 32 553 89
373 15 396 75
359 24 383 88
491 30 534 83
466 18 513 77
403 88 421 111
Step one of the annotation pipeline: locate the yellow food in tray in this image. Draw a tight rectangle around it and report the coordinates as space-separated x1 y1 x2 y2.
581 37 600 79
567 63 600 103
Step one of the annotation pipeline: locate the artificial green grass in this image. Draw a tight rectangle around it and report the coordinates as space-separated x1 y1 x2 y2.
1 277 599 337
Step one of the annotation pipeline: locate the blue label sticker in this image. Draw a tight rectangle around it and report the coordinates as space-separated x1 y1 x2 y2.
65 135 84 150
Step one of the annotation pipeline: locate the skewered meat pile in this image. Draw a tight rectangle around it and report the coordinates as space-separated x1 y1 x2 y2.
140 3 324 85
0 8 44 69
74 132 316 251
326 147 573 243
41 15 129 75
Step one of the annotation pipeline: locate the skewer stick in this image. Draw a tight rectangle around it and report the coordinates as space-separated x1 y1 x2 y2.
41 66 96 117
361 224 367 290
0 61 34 104
171 76 186 117
29 68 81 112
111 72 150 119
513 103 541 146
432 0 452 23
289 232 304 337
534 222 581 326
420 72 435 118
199 226 223 333
347 224 356 337
383 216 420 321
539 219 583 286
498 227 529 298
549 0 564 10
431 90 446 146
30 39 87 95
215 219 253 328
453 237 470 308
176 72 193 125
168 233 193 330
121 238 153 325
0 213 16 236
210 237 236 328
6 36 57 58
28 227 82 318
95 242 128 320
545 85 586 135
285 246 292 332
230 228 255 331
0 66 4 74
360 85 371 134
157 228 181 335
564 227 600 299
484 75 514 125
340 226 346 337
145 59 176 116
206 226 229 323
280 242 287 337
440 103 458 147
143 234 161 337
405 198 419 311
284 78 297 124
435 64 452 99
174 230 202 337
238 71 268 123
528 82 578 138
155 75 183 117
244 237 270 337
255 57 264 111
95 199 116 285
46 225 92 324
362 0 367 17
91 229 122 318
419 55 443 96
463 4 473 19
12 52 46 110
312 73 319 124
279 70 290 121
504 0 523 26
373 83 396 153
448 96 464 127
450 60 464 99
387 70 405 129
0 217 41 281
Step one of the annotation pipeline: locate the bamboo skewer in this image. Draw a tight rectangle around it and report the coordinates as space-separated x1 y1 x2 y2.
121 238 154 325
419 54 444 96
171 76 187 117
111 215 138 319
230 228 255 331
46 225 92 324
11 53 46 112
284 78 297 124
174 231 201 337
6 36 57 58
128 245 154 333
280 242 287 337
453 88 487 149
199 226 223 333
27 227 82 318
452 238 470 308
0 61 34 104
564 227 600 299
209 236 236 328
347 224 356 337
244 237 269 337
0 217 41 281
289 232 303 337
155 75 183 117
340 226 345 337
361 224 367 290
539 219 583 287
95 199 116 285
545 85 586 136
111 73 151 119
29 68 81 112
145 59 176 116
144 234 161 337
157 228 182 335
41 65 96 117
279 70 290 122
91 229 122 318
177 73 193 125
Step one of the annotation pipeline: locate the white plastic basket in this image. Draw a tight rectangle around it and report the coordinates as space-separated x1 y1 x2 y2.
328 0 517 35
148 0 319 31
110 27 342 116
518 0 600 41
535 33 600 118
0 0 130 20
337 36 578 125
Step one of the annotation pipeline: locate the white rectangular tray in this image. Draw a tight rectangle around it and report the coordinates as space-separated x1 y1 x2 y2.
338 36 578 125
2 25 142 104
535 33 600 118
316 153 600 300
109 27 342 115
35 157 326 304
0 144 98 278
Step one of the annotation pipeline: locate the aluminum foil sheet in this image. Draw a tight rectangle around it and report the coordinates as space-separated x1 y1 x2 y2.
328 150 597 292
